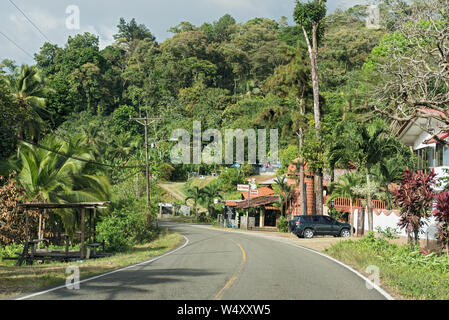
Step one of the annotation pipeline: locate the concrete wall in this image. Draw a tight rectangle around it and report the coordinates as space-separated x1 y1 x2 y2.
353 208 440 248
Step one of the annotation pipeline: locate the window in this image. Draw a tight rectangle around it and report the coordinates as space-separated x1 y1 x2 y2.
436 144 444 167
429 146 435 168
321 216 334 224
443 146 449 167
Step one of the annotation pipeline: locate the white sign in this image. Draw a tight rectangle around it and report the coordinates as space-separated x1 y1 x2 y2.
237 184 249 191
158 203 173 208
250 190 259 197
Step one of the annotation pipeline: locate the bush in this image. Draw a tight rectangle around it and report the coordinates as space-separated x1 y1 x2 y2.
216 168 245 193
97 208 155 252
157 162 175 181
329 207 346 222
0 243 24 261
277 216 289 233
97 215 131 252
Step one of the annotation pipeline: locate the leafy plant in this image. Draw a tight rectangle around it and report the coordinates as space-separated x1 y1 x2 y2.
392 169 436 247
277 216 289 233
433 191 449 261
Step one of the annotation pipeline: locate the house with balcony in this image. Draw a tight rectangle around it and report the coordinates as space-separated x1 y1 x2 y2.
396 108 449 186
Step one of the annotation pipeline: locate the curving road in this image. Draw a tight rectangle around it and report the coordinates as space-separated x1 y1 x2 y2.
17 223 388 300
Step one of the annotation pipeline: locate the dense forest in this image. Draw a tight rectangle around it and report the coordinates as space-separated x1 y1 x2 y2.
0 0 447 235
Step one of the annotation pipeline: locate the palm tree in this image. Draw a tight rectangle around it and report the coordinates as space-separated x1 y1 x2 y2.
372 158 406 209
184 186 206 217
201 184 222 217
6 65 51 143
5 135 111 230
107 132 139 163
327 173 362 235
329 121 401 231
354 124 401 231
274 175 292 217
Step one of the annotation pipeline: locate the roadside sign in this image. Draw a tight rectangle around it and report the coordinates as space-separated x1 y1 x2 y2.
250 190 259 197
237 184 250 191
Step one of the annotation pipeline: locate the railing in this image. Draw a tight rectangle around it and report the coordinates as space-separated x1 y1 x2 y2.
330 197 387 212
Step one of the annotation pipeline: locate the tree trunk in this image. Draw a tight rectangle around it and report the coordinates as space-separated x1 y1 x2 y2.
414 228 420 247
366 173 373 232
302 24 323 216
350 199 354 236
357 207 365 237
298 129 306 216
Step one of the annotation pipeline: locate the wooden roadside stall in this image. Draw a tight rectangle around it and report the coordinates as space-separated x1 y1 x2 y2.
8 202 110 266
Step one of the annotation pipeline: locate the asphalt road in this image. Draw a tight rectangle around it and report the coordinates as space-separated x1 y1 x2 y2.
17 223 388 300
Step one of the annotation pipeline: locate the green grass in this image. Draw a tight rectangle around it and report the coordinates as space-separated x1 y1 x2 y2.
325 233 449 300
0 229 183 299
187 176 217 189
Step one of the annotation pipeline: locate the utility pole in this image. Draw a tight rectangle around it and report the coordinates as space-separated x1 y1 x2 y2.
130 111 161 214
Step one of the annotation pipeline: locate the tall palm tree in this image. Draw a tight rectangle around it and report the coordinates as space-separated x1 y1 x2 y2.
329 121 401 231
274 175 292 217
354 124 400 231
327 172 362 235
6 65 51 142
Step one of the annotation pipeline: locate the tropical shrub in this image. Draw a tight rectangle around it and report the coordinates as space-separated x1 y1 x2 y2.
392 169 436 246
156 162 175 181
97 208 154 252
97 214 131 252
433 191 449 261
277 216 289 233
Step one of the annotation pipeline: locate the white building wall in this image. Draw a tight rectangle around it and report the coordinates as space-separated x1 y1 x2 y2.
353 209 439 241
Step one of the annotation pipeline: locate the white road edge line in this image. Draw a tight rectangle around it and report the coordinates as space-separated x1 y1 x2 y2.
16 235 190 300
189 224 395 301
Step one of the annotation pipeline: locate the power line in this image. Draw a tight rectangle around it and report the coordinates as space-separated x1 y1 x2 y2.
1 130 145 170
0 30 34 59
18 138 145 170
8 0 52 43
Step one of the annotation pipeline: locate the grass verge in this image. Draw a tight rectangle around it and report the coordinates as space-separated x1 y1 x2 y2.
324 233 449 300
0 229 183 299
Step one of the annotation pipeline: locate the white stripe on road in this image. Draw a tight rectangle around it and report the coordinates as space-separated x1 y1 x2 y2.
16 235 190 300
190 224 395 300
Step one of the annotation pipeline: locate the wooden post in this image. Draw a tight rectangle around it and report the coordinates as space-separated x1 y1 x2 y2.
80 208 85 259
38 213 42 250
25 209 29 242
89 209 92 243
93 207 97 243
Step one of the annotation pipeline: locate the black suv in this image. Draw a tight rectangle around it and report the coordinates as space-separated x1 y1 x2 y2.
291 215 351 239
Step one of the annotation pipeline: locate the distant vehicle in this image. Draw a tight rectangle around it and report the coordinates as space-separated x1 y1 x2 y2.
291 215 352 239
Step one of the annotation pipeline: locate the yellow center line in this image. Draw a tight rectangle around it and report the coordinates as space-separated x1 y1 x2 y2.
214 240 247 300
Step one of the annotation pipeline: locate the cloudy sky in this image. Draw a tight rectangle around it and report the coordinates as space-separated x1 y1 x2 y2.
0 0 367 66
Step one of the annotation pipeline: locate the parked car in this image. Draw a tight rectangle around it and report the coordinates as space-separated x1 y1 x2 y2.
292 215 352 239
288 216 301 232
